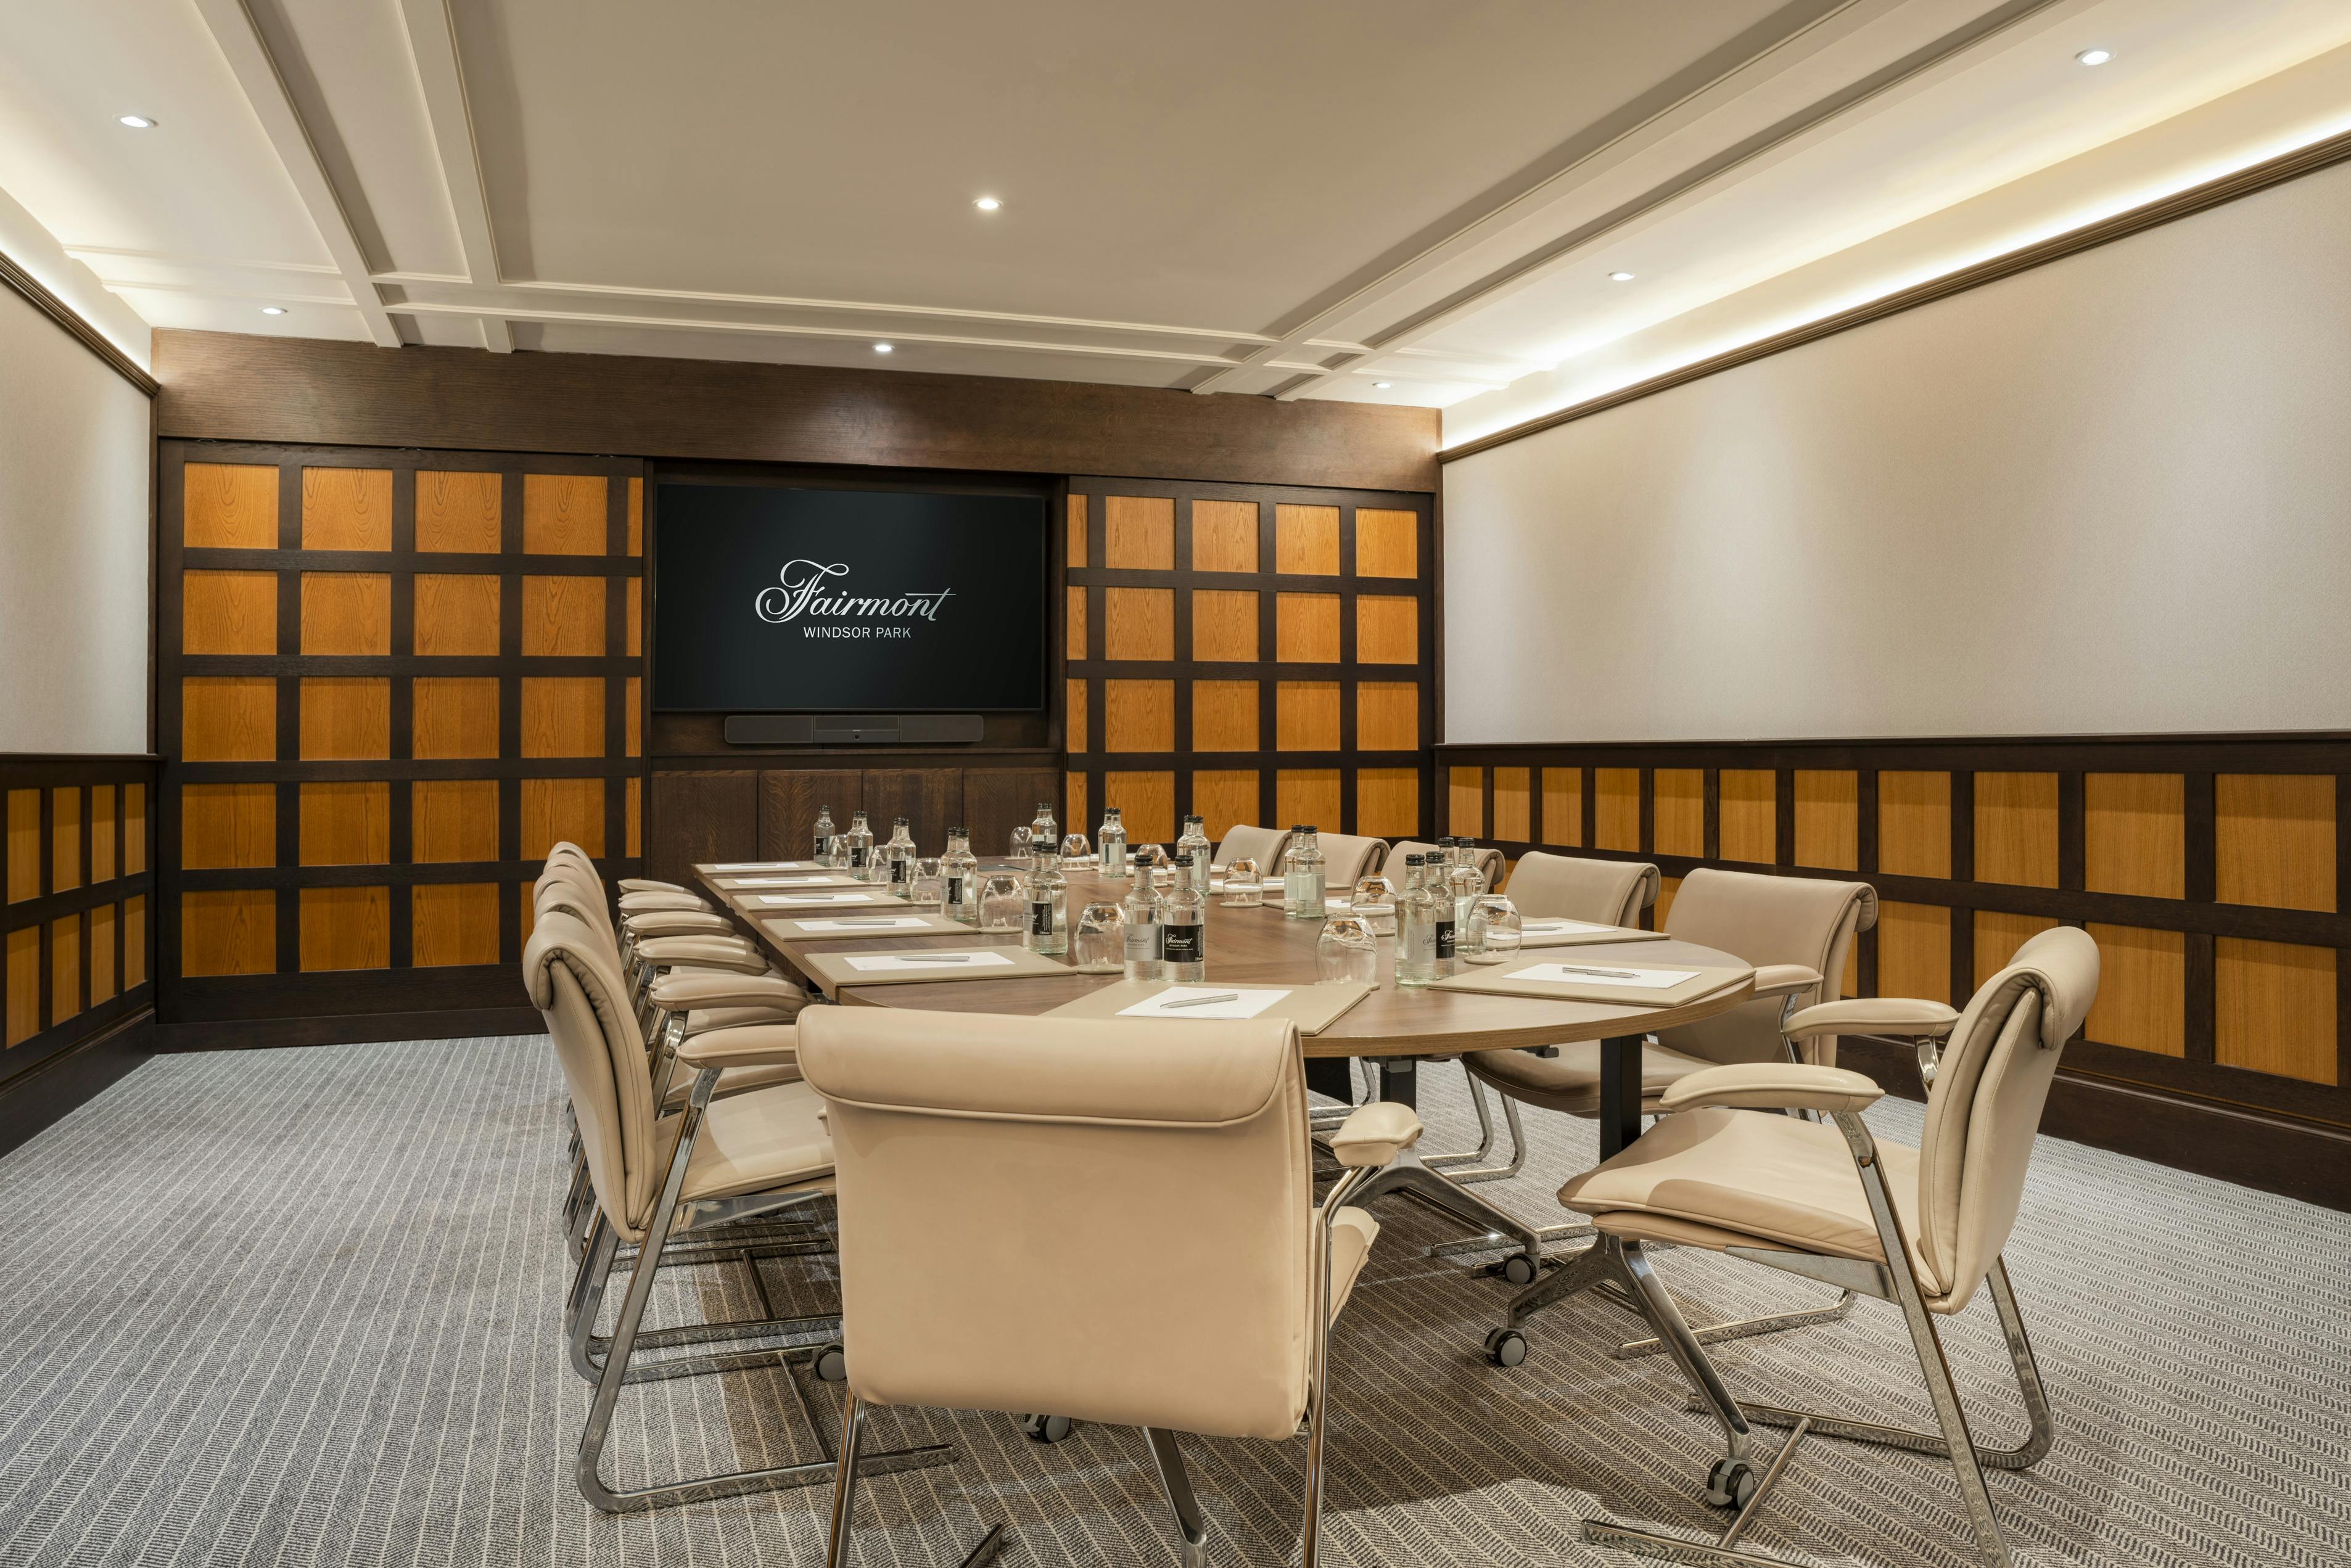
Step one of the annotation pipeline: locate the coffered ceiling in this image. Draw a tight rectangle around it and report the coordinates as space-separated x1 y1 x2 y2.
4 1 2348 440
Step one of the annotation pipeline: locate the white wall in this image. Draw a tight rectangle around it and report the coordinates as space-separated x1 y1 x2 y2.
0 281 152 753
1442 158 2351 744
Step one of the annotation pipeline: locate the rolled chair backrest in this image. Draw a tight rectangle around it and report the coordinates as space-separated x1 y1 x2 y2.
1315 833 1388 889
1660 867 1876 1068
1502 852 1657 927
535 857 621 951
1214 823 1293 874
1913 925 2098 1308
1388 841 1505 893
523 908 662 1239
797 1007 1315 1442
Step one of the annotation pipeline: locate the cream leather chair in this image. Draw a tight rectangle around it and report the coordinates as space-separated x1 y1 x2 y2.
1314 831 1388 891
1211 823 1292 877
1388 838 1504 892
527 908 952 1512
1506 926 2096 1568
797 1005 1422 1568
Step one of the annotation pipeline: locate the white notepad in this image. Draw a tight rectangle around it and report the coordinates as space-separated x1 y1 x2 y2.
714 861 823 871
1115 986 1289 1020
756 892 894 906
841 950 1016 973
728 876 850 887
793 916 936 932
1513 963 1699 990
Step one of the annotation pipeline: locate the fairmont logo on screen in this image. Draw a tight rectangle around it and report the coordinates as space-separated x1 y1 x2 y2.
753 559 955 639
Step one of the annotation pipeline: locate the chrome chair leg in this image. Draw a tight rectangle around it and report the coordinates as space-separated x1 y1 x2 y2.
1143 1427 1211 1568
1422 1065 1499 1169
826 1391 866 1568
1613 1286 1859 1360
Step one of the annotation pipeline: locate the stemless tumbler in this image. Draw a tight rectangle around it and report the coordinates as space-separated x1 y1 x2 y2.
1316 914 1380 985
1220 857 1261 907
1469 895 1522 963
1074 902 1126 968
909 857 945 908
978 871 1028 932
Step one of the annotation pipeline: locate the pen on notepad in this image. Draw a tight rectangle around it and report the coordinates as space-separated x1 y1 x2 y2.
1555 965 1641 980
1162 993 1240 1009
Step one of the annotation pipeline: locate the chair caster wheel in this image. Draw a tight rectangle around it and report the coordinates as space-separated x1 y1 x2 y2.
1705 1457 1758 1510
1484 1327 1528 1368
812 1342 848 1383
1489 1252 1539 1286
1018 1413 1075 1444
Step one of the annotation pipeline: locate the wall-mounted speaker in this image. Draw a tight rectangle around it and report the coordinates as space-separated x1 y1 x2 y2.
722 713 986 746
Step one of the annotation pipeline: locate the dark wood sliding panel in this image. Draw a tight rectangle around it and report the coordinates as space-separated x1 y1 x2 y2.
159 443 646 1047
1439 736 2351 1209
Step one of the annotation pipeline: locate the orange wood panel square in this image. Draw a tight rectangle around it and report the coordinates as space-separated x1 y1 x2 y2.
299 678 390 760
88 904 115 1006
2215 774 2336 912
1274 593 1339 663
1541 768 1582 847
1493 768 1531 842
5 928 37 1044
1973 909 2059 988
1276 769 1342 830
7 789 38 900
1065 679 1088 753
1190 500 1256 573
626 777 641 858
1652 770 1702 857
1356 683 1417 752
1974 772 2058 887
181 784 276 868
522 576 607 656
1066 586 1088 661
1104 680 1174 752
1274 505 1339 575
1875 901 1951 1004
413 780 500 862
413 678 500 758
414 470 501 552
49 915 78 1025
413 884 500 967
625 677 641 757
1102 772 1174 845
124 895 146 986
627 577 641 657
183 462 279 548
90 785 115 883
1103 496 1174 569
181 889 275 977
49 788 80 892
1793 771 1858 870
1595 768 1639 852
123 784 145 874
1877 772 1951 879
299 781 390 865
1065 772 1087 835
628 477 643 556
2215 938 2336 1083
299 886 390 971
1103 588 1174 661
1355 509 1417 578
182 571 278 654
181 678 277 761
1066 495 1087 567
522 778 604 858
1449 766 1483 837
523 474 609 554
1354 596 1417 664
300 573 392 655
2085 924 2184 1057
1275 682 1340 752
1190 590 1258 662
413 574 501 656
1191 680 1259 752
301 468 393 551
1191 771 1259 841
1356 768 1419 839
522 678 607 757
1719 770 1775 864
2084 773 2184 899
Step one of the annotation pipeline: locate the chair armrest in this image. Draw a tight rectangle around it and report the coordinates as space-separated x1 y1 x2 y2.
1658 1062 1883 1114
622 911 737 938
635 937 772 976
648 971 808 1012
620 878 687 895
1750 964 1824 1001
1783 996 1959 1042
1328 1102 1423 1167
619 890 710 913
676 1023 799 1072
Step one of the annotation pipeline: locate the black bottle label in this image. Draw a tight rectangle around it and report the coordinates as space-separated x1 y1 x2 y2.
814 833 828 858
1435 916 1457 961
850 845 868 867
890 857 908 885
944 875 963 906
1031 898 1054 936
1162 923 1204 965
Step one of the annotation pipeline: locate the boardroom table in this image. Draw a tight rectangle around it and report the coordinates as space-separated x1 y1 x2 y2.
693 859 1755 1273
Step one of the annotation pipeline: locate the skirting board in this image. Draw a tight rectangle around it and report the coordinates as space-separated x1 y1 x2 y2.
158 1006 546 1053
1840 1036 2351 1213
0 1008 157 1159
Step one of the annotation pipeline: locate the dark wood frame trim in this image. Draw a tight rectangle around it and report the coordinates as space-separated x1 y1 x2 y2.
0 247 159 396
1442 126 2351 462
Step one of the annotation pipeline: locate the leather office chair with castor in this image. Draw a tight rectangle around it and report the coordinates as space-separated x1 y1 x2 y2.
797 1004 1422 1568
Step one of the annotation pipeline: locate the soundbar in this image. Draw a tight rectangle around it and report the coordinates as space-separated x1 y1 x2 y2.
723 713 987 746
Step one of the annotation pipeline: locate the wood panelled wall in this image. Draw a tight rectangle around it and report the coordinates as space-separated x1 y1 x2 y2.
3 755 155 1082
158 443 645 1046
648 762 1061 882
1064 477 1434 848
1439 737 2351 1209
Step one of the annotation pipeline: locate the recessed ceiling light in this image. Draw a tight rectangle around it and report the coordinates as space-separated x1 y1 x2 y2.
260 306 286 316
117 114 156 129
1608 270 1636 282
2076 47 2112 66
1374 382 1392 389
973 196 1002 211
873 342 893 354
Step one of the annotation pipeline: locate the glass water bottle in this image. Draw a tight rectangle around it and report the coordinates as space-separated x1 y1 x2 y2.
1447 838 1487 958
1031 800 1059 856
1176 816 1211 893
1162 851 1206 980
1026 847 1068 954
941 827 979 924
883 816 916 893
1396 853 1439 987
845 810 875 880
1098 807 1127 876
811 804 836 863
1283 826 1326 920
1121 860 1164 980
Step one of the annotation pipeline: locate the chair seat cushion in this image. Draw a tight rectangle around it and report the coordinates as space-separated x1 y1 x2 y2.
669 1080 835 1207
1464 1038 1718 1116
1322 1205 1378 1322
1559 1107 1931 1285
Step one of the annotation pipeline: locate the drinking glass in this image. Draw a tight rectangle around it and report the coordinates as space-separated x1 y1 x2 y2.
1351 875 1396 937
1316 915 1380 985
1469 895 1522 964
1220 857 1261 906
978 871 1027 932
1008 825 1032 859
1073 902 1126 969
825 833 850 871
1060 832 1091 864
909 857 944 908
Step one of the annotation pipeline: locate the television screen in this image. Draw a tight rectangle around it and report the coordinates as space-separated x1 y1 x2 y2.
653 480 1047 713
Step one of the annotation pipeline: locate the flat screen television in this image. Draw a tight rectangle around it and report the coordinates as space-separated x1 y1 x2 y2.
653 479 1047 713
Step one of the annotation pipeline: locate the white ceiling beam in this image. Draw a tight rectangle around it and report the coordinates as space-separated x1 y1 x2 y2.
397 0 511 352
191 0 402 348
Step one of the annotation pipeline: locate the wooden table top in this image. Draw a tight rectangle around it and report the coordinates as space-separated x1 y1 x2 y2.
694 863 1755 1059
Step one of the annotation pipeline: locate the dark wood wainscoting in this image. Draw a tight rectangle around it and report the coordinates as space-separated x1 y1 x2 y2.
648 760 1060 882
1439 736 2351 1210
2 754 159 1152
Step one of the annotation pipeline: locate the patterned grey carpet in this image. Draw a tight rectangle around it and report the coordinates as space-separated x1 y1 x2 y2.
0 1035 2344 1567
